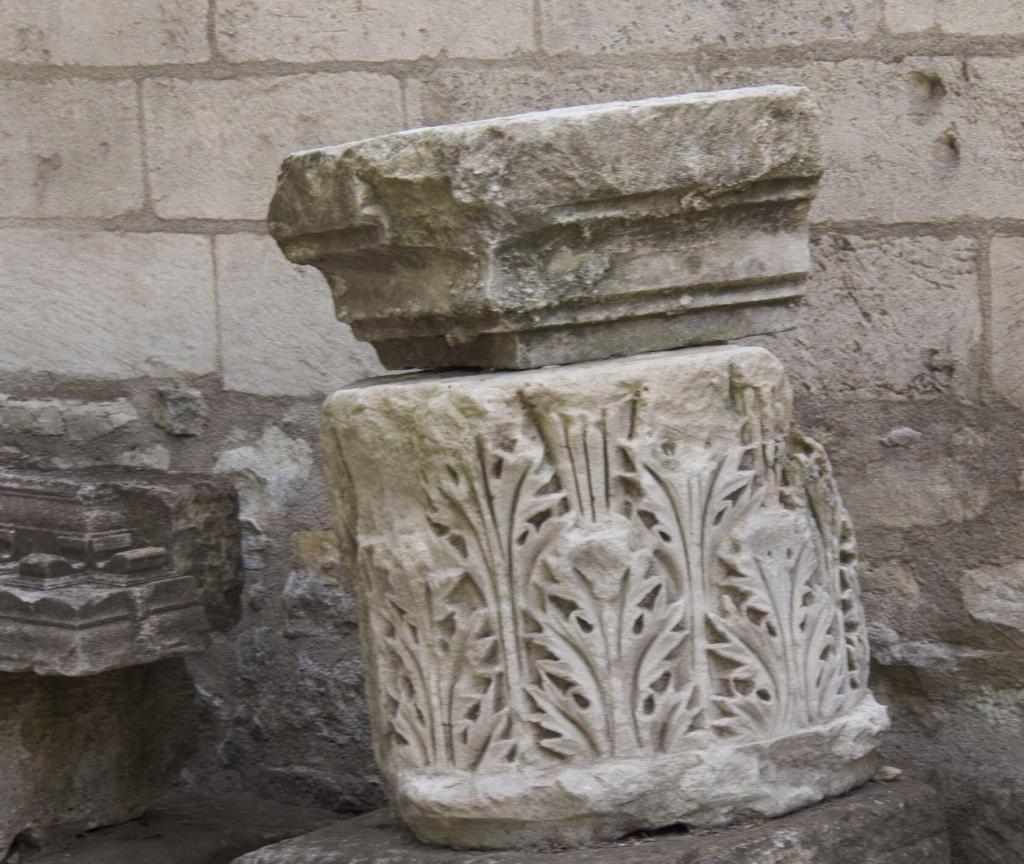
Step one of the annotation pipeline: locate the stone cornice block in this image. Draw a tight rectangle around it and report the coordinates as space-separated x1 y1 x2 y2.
269 85 822 370
0 466 241 676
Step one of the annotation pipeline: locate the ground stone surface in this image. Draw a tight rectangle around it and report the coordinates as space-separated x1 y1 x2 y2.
22 790 343 864
232 779 948 864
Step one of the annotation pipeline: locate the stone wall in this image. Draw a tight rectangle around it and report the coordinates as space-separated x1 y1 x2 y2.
1 2 1022 861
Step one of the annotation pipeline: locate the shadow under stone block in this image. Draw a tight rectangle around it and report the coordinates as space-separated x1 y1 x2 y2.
0 660 198 857
26 790 344 864
231 779 949 864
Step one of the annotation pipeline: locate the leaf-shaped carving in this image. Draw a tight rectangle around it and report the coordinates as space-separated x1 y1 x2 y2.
526 514 692 757
708 506 845 739
360 539 522 770
784 429 869 714
618 441 765 732
426 434 569 761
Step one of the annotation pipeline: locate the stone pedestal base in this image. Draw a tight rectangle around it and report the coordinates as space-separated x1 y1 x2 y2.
231 779 949 864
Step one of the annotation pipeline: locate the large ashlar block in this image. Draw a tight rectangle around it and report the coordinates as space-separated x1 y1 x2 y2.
0 466 240 676
322 345 888 849
270 86 822 370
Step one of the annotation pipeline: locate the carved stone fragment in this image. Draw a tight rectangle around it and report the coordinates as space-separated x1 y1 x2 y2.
322 345 888 849
0 466 240 676
269 86 822 370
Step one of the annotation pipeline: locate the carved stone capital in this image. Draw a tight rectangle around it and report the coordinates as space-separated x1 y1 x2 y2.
322 346 887 849
270 86 821 370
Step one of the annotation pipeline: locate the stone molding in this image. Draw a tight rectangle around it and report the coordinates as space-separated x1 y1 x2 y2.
270 86 821 369
0 465 240 676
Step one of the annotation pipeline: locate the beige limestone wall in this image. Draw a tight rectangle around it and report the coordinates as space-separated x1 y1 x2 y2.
1 2 1023 861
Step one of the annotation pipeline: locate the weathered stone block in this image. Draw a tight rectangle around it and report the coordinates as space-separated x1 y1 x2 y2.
990 237 1024 411
707 57 1024 222
417 58 1024 223
0 660 198 859
0 80 142 218
885 0 1024 34
542 0 878 54
0 465 240 675
0 230 217 378
216 234 381 396
321 345 886 848
231 779 947 863
216 0 533 62
750 234 981 399
271 86 822 369
153 382 208 437
144 74 406 220
0 0 209 64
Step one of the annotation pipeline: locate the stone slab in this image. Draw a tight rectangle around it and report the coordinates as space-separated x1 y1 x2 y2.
270 86 821 370
231 779 949 863
990 236 1024 411
541 0 877 53
26 790 343 864
0 0 209 65
217 0 533 62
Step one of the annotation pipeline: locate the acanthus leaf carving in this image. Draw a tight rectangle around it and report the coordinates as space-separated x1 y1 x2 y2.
347 373 873 774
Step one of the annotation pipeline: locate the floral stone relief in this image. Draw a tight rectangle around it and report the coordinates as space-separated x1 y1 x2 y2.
321 346 887 849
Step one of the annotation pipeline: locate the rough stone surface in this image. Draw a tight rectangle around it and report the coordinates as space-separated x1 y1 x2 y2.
0 396 138 441
884 0 1024 34
0 0 209 65
272 86 822 369
26 790 343 864
0 80 142 218
415 58 1024 224
0 230 217 378
990 237 1024 410
0 465 240 675
751 234 981 400
542 0 878 53
216 0 533 62
215 234 382 396
153 383 208 437
144 74 407 220
323 345 886 848
706 57 1024 223
232 779 948 864
961 561 1024 634
0 660 198 860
